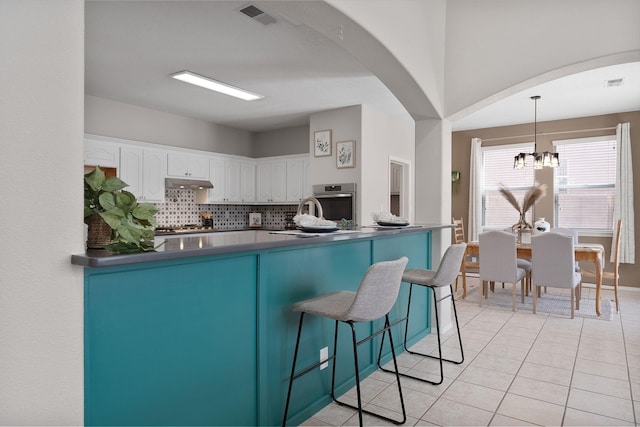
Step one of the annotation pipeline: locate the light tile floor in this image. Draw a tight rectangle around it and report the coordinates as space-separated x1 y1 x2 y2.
300 284 640 426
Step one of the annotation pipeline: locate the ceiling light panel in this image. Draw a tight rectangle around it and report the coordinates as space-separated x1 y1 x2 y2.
171 71 264 101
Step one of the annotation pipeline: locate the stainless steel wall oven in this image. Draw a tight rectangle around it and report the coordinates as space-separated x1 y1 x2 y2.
312 183 356 222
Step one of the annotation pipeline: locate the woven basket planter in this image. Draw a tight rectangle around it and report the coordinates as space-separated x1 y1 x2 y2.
86 215 112 249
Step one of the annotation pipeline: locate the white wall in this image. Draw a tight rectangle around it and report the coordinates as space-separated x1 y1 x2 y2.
360 105 415 225
253 125 310 157
85 95 255 157
0 1 84 424
308 105 362 189
444 0 640 118
415 119 452 261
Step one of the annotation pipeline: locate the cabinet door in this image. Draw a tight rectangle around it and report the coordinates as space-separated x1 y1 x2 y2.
119 147 143 198
167 153 189 177
286 159 304 202
302 158 311 198
167 153 209 179
207 157 226 202
188 155 210 180
225 159 241 202
85 138 119 168
256 163 272 202
240 161 256 202
271 161 287 202
142 149 166 202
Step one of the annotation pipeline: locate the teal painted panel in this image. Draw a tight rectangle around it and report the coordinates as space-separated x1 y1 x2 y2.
260 240 373 426
85 255 258 426
262 232 432 426
372 232 432 366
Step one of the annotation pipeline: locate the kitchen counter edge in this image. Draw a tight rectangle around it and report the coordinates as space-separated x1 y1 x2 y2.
71 224 453 268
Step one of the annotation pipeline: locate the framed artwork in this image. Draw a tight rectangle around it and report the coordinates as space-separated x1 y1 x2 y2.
313 129 332 157
336 140 355 168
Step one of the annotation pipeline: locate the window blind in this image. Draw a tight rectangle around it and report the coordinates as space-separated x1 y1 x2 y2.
482 144 535 229
553 136 616 231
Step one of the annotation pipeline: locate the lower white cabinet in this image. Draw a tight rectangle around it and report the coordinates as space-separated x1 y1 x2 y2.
119 146 166 203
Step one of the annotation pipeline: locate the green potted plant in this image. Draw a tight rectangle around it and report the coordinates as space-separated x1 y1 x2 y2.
84 166 159 253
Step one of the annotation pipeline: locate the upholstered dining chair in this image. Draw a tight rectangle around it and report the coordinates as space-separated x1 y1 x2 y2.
282 257 409 427
580 219 622 312
531 233 582 318
479 230 527 311
452 217 478 293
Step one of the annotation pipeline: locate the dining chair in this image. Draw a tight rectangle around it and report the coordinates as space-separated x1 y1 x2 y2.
478 230 526 311
503 227 533 295
282 257 409 427
452 217 479 293
531 233 582 318
580 219 622 312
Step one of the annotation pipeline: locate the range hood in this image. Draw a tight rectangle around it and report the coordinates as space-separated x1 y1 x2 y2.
165 177 214 190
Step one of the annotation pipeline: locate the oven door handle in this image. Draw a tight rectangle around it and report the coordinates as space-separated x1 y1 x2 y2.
313 193 353 198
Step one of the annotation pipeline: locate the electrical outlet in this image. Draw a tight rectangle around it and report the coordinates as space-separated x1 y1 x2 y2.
224 210 230 219
320 347 328 370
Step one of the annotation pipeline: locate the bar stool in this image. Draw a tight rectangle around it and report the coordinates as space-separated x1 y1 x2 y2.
282 257 409 427
379 243 466 385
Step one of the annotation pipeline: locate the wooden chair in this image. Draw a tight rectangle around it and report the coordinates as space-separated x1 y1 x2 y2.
580 219 622 312
452 217 479 296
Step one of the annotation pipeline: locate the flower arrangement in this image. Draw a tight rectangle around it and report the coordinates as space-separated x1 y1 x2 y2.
499 183 547 231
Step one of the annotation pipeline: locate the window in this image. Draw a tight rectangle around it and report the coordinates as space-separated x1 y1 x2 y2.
482 143 535 229
554 136 616 232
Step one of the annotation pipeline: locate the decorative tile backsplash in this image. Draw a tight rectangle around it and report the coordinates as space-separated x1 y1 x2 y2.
154 188 299 230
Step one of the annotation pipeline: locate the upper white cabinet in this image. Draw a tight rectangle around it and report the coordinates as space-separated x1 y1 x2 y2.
197 156 255 204
85 138 119 168
286 158 306 202
257 160 287 203
240 160 256 203
167 152 209 179
119 146 166 203
141 148 167 202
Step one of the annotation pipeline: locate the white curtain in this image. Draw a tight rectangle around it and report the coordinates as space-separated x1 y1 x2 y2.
468 138 483 241
613 123 635 263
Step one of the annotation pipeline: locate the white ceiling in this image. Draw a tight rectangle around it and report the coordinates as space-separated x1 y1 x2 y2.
85 1 640 134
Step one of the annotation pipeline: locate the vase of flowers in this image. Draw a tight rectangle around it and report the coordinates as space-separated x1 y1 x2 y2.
499 183 547 242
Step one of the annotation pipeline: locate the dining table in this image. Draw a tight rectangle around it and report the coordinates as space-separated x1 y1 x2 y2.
461 241 606 316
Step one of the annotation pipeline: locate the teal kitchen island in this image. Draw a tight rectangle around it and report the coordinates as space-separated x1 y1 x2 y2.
72 225 447 426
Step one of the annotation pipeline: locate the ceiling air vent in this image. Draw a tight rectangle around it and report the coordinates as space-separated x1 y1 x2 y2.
239 4 277 25
605 78 624 87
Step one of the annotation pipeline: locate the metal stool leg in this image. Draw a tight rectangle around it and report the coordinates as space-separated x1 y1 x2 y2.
282 313 306 426
378 282 464 385
332 316 407 426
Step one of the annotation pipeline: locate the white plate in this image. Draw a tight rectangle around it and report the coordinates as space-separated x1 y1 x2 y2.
298 225 339 233
377 221 409 227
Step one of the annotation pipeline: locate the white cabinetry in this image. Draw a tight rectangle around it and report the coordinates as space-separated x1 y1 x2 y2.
85 138 119 168
119 146 166 202
240 160 256 202
286 158 307 202
167 152 209 179
198 156 255 203
257 160 287 203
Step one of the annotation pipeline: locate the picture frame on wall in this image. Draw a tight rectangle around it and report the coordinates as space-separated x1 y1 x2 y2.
313 129 332 157
336 140 355 168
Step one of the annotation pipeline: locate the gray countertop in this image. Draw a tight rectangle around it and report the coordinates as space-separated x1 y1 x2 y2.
72 224 453 268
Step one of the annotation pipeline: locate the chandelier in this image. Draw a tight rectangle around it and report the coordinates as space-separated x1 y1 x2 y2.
513 95 559 169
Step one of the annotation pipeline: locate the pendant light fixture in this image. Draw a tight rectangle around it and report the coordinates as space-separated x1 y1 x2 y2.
513 95 560 169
